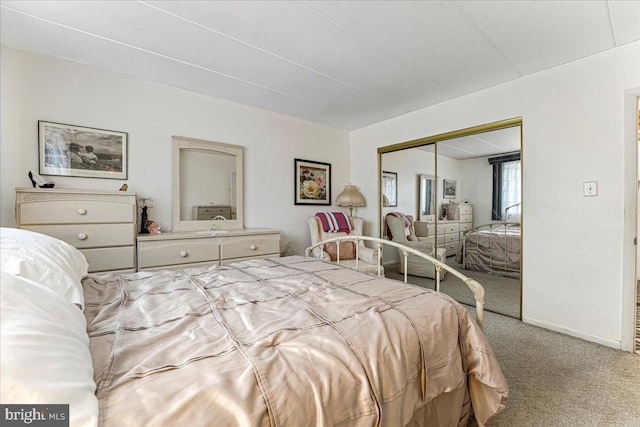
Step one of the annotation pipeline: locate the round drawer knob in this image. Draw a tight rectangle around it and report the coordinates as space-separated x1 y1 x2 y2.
180 251 188 257
77 208 87 215
250 244 257 251
77 233 88 240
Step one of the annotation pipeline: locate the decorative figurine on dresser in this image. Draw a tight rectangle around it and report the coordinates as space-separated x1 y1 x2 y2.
135 136 281 271
15 187 137 273
140 206 149 234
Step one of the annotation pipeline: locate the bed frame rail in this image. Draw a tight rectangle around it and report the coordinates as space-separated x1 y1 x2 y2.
505 202 521 221
305 236 486 329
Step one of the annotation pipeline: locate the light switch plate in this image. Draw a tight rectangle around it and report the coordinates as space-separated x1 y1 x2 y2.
583 181 598 197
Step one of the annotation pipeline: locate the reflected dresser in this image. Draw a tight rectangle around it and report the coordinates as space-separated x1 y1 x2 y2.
414 203 473 256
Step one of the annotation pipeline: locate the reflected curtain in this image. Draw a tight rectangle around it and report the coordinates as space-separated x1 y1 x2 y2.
500 161 521 216
489 153 520 220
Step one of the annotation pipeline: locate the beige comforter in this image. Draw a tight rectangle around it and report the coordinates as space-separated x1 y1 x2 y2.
83 256 507 427
456 225 521 277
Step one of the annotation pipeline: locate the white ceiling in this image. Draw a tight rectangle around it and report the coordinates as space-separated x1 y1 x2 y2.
415 126 521 160
1 1 638 131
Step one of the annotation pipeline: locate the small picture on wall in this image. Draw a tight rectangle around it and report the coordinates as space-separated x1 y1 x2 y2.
39 121 128 180
443 179 457 199
294 158 331 205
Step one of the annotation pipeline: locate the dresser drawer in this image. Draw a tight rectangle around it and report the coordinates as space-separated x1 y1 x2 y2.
22 223 135 248
19 199 135 225
459 214 473 224
82 246 135 272
444 233 458 244
220 236 279 260
458 205 473 215
193 206 232 220
138 238 219 268
460 222 473 232
444 223 460 233
445 242 459 254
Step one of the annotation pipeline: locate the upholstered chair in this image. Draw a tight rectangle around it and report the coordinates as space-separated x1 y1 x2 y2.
307 216 384 275
385 214 447 279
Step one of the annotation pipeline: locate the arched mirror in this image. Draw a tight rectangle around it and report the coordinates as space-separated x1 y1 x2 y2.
172 136 244 231
379 118 522 319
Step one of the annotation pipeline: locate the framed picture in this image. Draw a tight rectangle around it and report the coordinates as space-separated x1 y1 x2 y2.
382 171 398 207
39 121 128 179
294 158 331 205
443 179 457 199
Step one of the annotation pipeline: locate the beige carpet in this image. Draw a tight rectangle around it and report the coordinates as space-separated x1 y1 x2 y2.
469 308 640 427
384 259 521 318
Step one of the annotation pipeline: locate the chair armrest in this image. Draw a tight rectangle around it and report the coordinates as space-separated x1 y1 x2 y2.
401 240 434 254
357 246 378 264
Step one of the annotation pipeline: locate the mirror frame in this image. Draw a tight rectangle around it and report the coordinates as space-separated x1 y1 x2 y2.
172 136 244 231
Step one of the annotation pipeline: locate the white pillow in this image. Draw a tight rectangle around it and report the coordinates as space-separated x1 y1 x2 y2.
0 271 98 427
509 213 521 223
0 227 88 309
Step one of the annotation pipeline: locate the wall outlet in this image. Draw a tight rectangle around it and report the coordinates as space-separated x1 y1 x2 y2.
583 181 598 197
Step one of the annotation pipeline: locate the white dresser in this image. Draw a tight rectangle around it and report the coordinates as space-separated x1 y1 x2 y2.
414 204 473 256
137 229 281 271
16 188 137 273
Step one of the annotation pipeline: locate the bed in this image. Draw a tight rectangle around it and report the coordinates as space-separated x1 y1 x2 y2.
455 203 521 278
1 227 508 427
456 223 521 278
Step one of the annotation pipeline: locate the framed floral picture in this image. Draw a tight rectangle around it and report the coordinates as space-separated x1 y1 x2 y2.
39 120 128 180
294 158 331 205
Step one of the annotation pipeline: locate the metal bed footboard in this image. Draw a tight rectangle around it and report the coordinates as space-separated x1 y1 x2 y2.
505 202 521 221
305 236 486 329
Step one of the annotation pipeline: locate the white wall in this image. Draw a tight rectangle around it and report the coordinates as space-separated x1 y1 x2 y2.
380 148 463 221
381 148 434 220
459 156 494 225
352 42 640 350
0 47 351 256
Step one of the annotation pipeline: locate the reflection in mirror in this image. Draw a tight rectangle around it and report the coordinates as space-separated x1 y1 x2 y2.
172 137 243 231
418 174 435 221
180 149 236 221
379 120 522 319
382 171 397 207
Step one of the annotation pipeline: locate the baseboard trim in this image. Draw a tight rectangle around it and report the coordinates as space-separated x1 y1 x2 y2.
523 316 622 350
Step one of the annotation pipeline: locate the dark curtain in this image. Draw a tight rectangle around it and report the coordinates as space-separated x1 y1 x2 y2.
489 152 520 220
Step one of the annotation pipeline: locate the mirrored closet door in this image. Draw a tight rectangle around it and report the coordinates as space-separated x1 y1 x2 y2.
379 119 523 319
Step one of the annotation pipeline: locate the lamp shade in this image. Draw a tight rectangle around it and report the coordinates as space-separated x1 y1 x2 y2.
336 184 365 216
